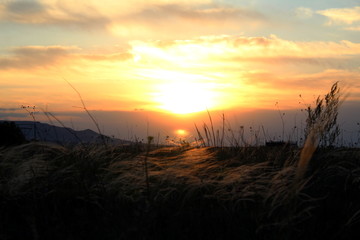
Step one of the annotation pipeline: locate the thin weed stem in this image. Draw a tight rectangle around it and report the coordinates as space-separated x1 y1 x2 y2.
64 79 107 147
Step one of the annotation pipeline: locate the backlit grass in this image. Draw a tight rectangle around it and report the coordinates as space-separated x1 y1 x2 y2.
1 142 360 239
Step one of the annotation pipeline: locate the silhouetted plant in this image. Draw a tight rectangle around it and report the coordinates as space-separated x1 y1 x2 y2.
144 135 154 199
304 82 341 147
21 105 38 139
1 133 360 240
0 121 26 147
296 82 343 182
275 101 285 141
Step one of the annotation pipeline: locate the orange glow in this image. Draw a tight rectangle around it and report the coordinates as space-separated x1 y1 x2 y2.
1 29 360 122
175 129 188 136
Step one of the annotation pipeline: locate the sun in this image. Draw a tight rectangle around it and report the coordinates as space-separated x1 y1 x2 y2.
153 82 216 114
139 69 220 114
175 129 188 136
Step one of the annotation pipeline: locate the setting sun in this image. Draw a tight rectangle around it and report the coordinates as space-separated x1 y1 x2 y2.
153 82 216 114
175 129 188 136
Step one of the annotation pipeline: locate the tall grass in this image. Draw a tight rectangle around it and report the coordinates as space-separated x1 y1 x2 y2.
296 82 344 181
1 141 360 239
194 111 252 148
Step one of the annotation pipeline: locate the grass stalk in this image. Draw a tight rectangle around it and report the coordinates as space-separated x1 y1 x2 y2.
207 109 217 146
65 79 107 146
221 113 225 148
144 136 153 199
194 123 206 147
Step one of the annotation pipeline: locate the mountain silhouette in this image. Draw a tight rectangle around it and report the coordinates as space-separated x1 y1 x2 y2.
1 121 130 145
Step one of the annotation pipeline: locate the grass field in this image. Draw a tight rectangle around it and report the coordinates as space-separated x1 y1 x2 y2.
1 141 360 240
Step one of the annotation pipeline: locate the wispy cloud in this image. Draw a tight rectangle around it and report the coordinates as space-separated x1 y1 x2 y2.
6 1 44 15
132 35 360 65
295 7 313 19
0 46 77 70
0 45 136 70
346 26 360 31
317 6 360 31
109 4 267 38
0 0 109 29
317 6 360 24
2 35 359 74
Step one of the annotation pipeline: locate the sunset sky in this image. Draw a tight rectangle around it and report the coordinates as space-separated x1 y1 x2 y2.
1 0 360 143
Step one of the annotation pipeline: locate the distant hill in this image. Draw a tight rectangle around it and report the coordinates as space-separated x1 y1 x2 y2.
0 121 131 146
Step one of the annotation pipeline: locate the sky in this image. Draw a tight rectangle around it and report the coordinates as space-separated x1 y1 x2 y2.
1 0 360 144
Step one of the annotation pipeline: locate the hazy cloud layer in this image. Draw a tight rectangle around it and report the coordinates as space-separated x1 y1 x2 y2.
6 1 44 15
1 35 359 113
108 4 266 38
0 0 267 37
0 45 135 70
0 46 76 70
131 35 360 65
0 0 109 28
1 35 359 77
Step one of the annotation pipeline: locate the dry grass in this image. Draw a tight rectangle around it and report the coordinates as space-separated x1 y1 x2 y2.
1 142 360 240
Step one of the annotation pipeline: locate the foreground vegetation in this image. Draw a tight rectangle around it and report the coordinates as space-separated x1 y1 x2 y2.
1 82 358 239
1 142 360 240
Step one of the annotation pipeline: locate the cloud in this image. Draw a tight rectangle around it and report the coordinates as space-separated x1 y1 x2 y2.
6 0 44 15
0 45 136 70
0 0 267 37
295 7 313 19
3 36 358 75
81 53 133 62
132 35 360 63
345 26 360 31
0 45 77 70
39 0 212 17
0 0 109 29
0 107 21 111
224 56 357 69
1 35 360 113
109 4 267 38
0 112 27 119
317 6 360 31
290 69 360 97
0 107 28 120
